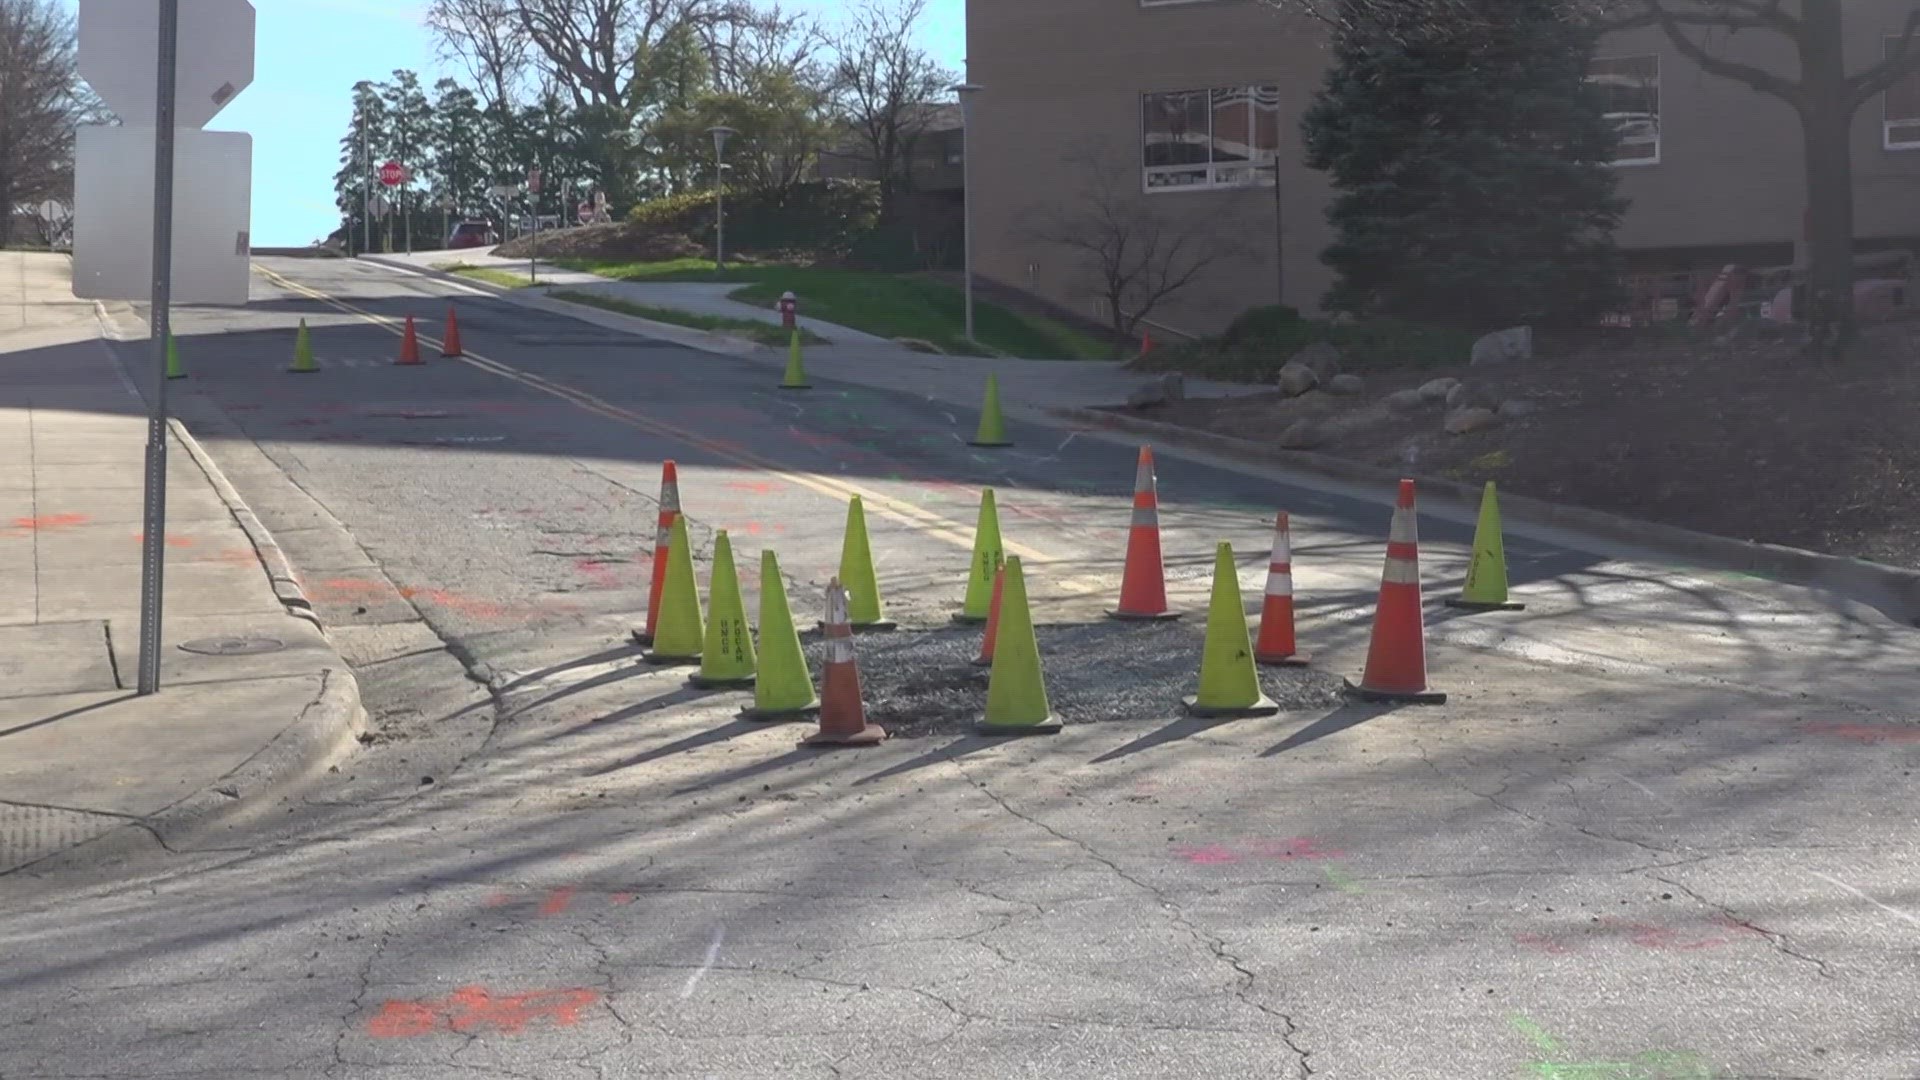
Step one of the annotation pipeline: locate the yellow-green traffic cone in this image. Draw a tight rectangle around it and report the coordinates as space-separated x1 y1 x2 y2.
978 556 1062 736
780 330 811 390
164 334 185 380
836 496 896 631
1185 542 1280 718
969 373 1012 447
289 319 318 373
953 488 1004 625
647 514 705 665
742 550 819 722
1449 481 1525 612
690 530 757 689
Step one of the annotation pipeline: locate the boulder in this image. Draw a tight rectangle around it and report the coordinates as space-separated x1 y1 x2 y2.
1278 419 1329 449
1329 373 1365 396
1471 326 1534 367
1498 398 1538 418
1276 360 1320 398
1384 388 1428 412
1444 407 1498 435
1127 373 1186 409
1445 381 1499 411
1290 340 1344 384
1418 377 1461 403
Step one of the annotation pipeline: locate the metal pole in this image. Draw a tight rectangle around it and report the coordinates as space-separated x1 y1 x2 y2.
137 0 181 696
1271 160 1284 307
361 124 371 256
715 161 726 272
404 183 412 255
961 119 976 343
531 182 539 284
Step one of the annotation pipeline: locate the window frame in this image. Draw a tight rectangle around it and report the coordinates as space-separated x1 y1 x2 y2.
1140 85 1280 194
1587 53 1663 168
1884 36 1920 151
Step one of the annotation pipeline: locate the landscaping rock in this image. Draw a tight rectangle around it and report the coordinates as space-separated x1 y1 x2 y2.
1418 377 1461 403
1276 361 1320 398
1291 340 1344 384
1384 388 1429 412
1127 373 1186 409
1471 326 1534 366
1278 419 1330 449
1446 382 1499 410
1499 398 1539 418
1329 373 1365 396
1445 407 1499 435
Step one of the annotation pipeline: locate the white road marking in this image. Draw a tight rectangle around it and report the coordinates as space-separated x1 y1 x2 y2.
679 926 727 999
1809 870 1920 931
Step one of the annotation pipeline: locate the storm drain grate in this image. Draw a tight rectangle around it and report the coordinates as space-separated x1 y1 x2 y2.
0 804 125 873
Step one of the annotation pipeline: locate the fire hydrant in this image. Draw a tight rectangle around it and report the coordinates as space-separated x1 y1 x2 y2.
779 291 798 331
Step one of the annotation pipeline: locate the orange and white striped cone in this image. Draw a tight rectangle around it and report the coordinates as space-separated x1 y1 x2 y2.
803 579 888 748
397 316 423 365
1348 480 1447 705
631 461 681 647
970 565 1006 667
1254 512 1310 667
1107 446 1180 621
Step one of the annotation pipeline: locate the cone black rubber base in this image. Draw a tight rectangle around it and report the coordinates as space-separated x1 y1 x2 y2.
740 701 820 723
969 656 993 668
802 724 888 748
977 715 1064 737
968 439 1013 448
1446 597 1527 612
644 651 701 667
1106 609 1183 622
778 383 812 390
166 373 187 381
1257 652 1313 668
630 629 654 647
288 367 318 374
816 620 899 634
1344 679 1448 705
688 672 757 690
1182 695 1282 719
951 613 989 626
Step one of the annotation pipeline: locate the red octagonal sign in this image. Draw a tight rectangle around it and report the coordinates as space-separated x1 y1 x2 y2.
379 161 406 187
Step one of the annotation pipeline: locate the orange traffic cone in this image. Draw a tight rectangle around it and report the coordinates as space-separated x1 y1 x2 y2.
970 565 1006 668
803 578 888 748
442 306 463 358
1108 446 1180 621
1254 512 1310 667
397 316 423 365
1349 480 1447 705
632 461 681 647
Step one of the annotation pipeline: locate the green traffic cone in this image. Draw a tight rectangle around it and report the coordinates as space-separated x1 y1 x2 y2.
954 488 1004 624
836 496 896 631
646 515 706 665
780 330 811 389
969 373 1012 447
742 550 820 721
1185 542 1280 718
1449 482 1526 611
289 320 318 373
690 530 757 689
977 556 1062 736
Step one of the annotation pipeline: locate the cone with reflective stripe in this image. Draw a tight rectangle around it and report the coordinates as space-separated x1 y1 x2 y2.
954 489 1004 624
803 578 887 747
969 373 1012 447
632 461 681 647
1108 446 1180 621
742 550 818 721
1186 542 1280 718
689 530 756 689
1447 481 1525 612
289 319 318 373
397 315 423 365
971 565 1006 667
164 334 185 380
646 514 704 665
780 330 811 389
1255 512 1310 666
442 305 464 358
978 557 1062 736
1350 480 1447 704
836 496 896 631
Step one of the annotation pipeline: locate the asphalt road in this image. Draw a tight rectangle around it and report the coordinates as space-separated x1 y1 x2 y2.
2 256 1919 1079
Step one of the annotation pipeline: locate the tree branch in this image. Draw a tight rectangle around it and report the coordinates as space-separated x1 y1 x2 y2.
1849 7 1920 110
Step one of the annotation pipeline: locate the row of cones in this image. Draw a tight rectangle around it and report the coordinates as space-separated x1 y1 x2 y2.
777 332 1013 448
280 307 466 374
630 450 1526 744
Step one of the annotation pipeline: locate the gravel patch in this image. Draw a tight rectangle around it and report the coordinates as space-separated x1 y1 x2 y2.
801 620 1346 739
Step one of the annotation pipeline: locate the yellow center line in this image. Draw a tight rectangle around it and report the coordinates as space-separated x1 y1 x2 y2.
250 263 1107 593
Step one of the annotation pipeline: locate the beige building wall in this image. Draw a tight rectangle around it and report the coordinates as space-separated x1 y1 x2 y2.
965 0 1920 336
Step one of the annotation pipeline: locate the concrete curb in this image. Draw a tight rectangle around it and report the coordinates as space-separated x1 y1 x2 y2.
168 415 320 628
1051 405 1920 622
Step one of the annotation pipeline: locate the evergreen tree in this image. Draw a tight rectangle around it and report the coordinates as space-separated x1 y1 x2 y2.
380 70 434 249
427 78 486 220
1300 0 1627 329
333 80 389 253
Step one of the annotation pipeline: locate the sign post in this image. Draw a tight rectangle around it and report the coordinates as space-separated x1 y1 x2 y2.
527 167 542 284
137 0 181 698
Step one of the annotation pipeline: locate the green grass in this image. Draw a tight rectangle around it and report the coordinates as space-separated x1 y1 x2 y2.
550 291 827 349
554 258 1111 361
435 262 533 289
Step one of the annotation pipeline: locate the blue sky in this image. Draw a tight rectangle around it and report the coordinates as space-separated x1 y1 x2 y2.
65 0 965 245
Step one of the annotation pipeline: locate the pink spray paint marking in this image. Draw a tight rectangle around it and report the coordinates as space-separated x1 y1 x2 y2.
1800 720 1920 744
1172 838 1343 866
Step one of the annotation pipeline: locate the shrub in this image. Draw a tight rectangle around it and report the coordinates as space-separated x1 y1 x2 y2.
624 180 882 258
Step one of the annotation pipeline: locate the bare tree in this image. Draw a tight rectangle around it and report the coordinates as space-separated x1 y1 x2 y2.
1025 142 1247 358
512 0 751 112
830 0 954 219
426 0 532 109
0 0 84 247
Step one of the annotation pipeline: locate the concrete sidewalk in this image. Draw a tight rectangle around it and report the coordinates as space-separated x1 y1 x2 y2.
0 252 363 874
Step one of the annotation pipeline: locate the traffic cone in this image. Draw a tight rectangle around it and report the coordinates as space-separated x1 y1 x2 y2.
646 514 704 666
1254 512 1310 667
1350 480 1447 704
397 315 423 365
969 373 1012 447
742 550 819 722
779 330 811 390
978 556 1062 736
1141 330 1154 358
803 578 888 748
971 565 1006 668
1108 446 1180 621
1185 542 1280 718
632 461 682 647
442 306 463 358
690 530 756 689
953 488 1004 624
164 334 185 380
835 496 896 632
289 320 318 373
1448 482 1525 612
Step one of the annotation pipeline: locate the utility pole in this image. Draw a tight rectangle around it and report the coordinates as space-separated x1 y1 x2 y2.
361 121 371 255
136 0 180 695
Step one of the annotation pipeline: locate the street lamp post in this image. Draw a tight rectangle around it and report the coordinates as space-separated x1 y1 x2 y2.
707 125 736 272
952 83 982 343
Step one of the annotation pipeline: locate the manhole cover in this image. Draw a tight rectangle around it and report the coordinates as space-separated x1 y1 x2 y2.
178 635 287 656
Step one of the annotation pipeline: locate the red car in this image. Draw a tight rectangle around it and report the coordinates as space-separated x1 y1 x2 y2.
446 220 497 250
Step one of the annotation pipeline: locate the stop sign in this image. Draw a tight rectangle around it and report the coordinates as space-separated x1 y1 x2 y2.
578 202 593 225
379 161 406 187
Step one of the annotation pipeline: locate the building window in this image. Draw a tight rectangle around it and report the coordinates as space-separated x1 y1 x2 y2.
1886 37 1920 150
1587 55 1661 166
1142 86 1279 191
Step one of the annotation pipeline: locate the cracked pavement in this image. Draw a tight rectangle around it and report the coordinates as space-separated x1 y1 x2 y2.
1 258 1917 1078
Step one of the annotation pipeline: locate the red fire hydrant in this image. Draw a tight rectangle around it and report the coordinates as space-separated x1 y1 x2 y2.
779 291 798 331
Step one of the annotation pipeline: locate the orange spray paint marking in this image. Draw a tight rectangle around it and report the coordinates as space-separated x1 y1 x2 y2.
725 480 777 496
366 987 600 1038
132 532 196 548
538 887 578 918
13 512 89 532
1801 720 1920 744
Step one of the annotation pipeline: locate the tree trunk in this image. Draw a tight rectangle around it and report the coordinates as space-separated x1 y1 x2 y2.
0 173 14 248
1800 0 1856 358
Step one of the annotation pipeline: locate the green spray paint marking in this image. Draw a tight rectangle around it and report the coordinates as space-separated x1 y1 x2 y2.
1509 1015 1716 1080
1322 865 1367 895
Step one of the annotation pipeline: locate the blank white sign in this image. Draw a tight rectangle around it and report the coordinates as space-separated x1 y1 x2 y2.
72 125 253 306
